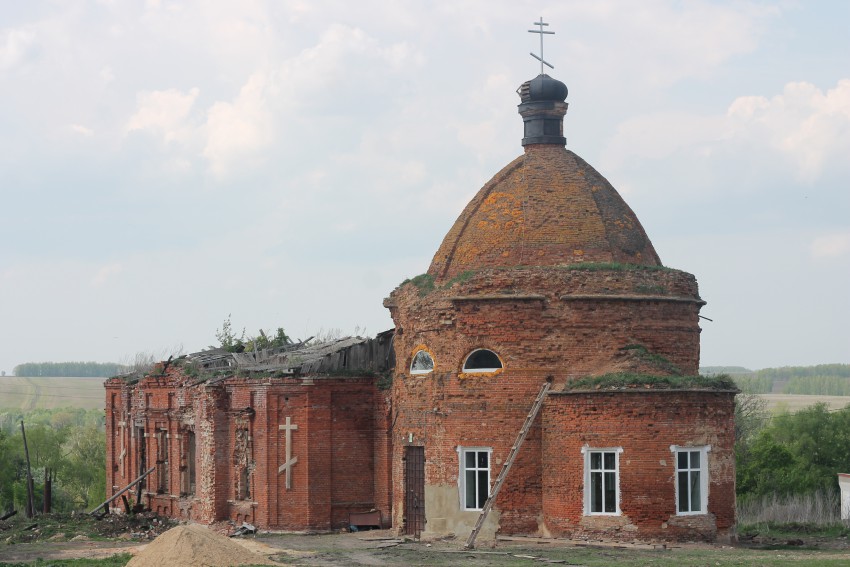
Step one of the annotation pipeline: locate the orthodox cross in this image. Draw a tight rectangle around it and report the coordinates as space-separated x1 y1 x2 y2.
529 17 555 74
117 419 127 477
278 416 298 490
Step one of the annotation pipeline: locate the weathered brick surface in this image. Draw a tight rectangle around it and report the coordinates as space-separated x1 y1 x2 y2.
382 140 734 541
106 137 736 542
428 145 661 282
384 261 734 540
105 368 391 530
541 390 736 541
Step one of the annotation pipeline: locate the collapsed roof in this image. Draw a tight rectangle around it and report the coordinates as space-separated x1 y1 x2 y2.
185 329 395 375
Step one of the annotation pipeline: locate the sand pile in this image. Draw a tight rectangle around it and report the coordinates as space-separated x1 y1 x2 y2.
126 524 277 567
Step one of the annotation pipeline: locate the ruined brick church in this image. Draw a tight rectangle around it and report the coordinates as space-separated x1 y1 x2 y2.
105 67 737 542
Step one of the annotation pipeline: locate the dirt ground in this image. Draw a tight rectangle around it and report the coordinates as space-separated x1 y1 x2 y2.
3 519 850 566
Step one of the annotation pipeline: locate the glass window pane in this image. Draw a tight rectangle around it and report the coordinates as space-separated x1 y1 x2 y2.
604 452 615 470
478 451 488 468
466 451 475 468
465 350 502 370
678 471 689 512
465 470 477 508
411 351 434 372
690 451 700 469
604 472 616 512
690 471 701 512
478 470 489 508
677 451 688 470
591 472 602 512
591 452 601 470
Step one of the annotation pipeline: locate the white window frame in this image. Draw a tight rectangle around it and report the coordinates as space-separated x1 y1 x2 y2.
582 446 622 516
671 445 710 515
462 349 503 373
410 349 435 375
457 446 492 511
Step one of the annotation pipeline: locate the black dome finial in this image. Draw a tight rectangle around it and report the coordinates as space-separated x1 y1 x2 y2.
519 18 569 147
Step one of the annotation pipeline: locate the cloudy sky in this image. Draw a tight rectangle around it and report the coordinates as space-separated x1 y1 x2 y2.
1 0 848 374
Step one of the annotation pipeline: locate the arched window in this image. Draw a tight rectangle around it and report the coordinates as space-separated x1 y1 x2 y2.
462 349 503 373
410 349 435 375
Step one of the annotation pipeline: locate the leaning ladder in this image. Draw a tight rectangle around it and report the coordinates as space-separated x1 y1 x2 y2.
464 381 551 549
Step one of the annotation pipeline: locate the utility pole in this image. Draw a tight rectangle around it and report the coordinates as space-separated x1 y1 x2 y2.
19 421 35 519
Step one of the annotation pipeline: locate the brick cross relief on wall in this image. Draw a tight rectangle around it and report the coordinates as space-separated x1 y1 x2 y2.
117 418 127 478
278 416 298 490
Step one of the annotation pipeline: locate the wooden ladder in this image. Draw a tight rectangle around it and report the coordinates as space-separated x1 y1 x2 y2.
464 381 551 549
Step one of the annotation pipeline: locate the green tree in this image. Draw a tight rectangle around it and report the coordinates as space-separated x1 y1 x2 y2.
737 404 850 498
214 314 246 353
60 424 106 509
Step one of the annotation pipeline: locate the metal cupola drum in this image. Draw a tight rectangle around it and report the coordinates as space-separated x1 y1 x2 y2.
518 18 569 146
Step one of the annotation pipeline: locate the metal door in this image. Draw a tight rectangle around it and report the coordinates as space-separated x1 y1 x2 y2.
403 446 425 537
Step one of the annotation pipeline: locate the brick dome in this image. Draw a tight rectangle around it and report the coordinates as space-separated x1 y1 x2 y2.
428 144 662 283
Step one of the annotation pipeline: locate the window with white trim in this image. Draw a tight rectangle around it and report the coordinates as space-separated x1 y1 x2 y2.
459 447 491 510
462 349 503 373
410 350 435 374
583 447 621 515
672 445 709 514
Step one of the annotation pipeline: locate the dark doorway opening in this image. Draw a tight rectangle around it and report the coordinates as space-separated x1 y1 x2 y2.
403 446 425 537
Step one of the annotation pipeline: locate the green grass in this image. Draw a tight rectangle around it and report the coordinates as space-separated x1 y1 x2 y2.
400 273 436 296
399 263 683 296
0 377 104 411
556 261 676 273
0 554 131 567
375 545 850 566
739 522 850 540
564 372 737 391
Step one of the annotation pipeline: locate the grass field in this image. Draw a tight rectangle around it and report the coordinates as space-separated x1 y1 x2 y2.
759 394 850 413
0 376 106 411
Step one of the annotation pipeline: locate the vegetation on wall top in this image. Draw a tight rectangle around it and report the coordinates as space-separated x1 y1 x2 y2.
563 372 737 392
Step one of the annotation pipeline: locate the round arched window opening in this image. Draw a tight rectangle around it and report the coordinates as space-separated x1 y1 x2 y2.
463 349 503 373
410 349 435 375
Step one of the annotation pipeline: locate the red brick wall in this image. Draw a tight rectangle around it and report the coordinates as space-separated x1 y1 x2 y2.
541 390 736 541
385 262 719 539
105 368 392 531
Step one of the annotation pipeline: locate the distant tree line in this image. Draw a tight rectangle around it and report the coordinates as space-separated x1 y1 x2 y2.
755 364 850 380
13 361 125 377
718 363 850 395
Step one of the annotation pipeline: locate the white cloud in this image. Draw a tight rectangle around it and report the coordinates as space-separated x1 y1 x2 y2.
70 124 94 137
603 79 850 185
727 80 850 181
200 23 420 178
811 232 850 259
126 87 200 143
202 73 273 177
565 1 775 89
91 263 123 287
602 111 725 170
100 66 114 84
0 27 36 70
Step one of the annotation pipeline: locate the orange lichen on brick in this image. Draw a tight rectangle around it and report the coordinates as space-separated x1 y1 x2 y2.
427 146 661 283
458 367 505 380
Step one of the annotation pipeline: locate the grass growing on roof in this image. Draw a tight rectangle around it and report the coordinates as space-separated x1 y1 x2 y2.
564 372 737 391
557 261 674 272
400 273 436 296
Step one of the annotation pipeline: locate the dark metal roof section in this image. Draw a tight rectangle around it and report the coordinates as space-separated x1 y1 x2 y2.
517 74 569 146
